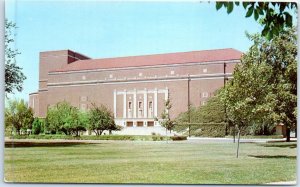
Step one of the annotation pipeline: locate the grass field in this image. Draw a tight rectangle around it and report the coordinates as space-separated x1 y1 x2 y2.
4 140 296 184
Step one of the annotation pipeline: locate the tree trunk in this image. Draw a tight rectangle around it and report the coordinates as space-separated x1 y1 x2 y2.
233 127 236 143
286 127 291 142
236 129 241 158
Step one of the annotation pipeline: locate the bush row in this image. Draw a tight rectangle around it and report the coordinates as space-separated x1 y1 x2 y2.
9 135 187 141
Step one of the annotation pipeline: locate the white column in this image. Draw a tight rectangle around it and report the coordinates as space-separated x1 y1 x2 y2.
123 90 127 118
154 88 158 117
113 89 117 118
133 89 137 118
144 89 147 118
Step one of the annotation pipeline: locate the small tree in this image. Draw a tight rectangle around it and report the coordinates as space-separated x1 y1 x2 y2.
5 99 34 135
32 118 42 135
159 98 175 135
88 103 117 135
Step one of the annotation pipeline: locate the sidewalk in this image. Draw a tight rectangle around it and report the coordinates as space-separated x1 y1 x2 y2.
187 137 297 143
266 180 296 185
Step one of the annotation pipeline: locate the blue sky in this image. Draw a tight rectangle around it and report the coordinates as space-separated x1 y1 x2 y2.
6 0 264 101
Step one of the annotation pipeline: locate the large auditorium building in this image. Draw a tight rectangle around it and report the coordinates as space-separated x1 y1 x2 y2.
29 48 242 134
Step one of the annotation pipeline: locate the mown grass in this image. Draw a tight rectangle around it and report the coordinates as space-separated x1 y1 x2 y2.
4 141 296 184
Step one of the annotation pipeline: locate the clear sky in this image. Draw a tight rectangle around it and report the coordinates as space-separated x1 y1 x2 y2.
6 0 264 101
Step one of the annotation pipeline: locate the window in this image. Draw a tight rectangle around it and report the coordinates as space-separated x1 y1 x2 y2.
82 75 86 80
109 74 113 78
202 92 208 98
80 96 87 102
128 102 132 110
203 68 207 73
80 104 87 111
149 101 153 110
170 70 175 75
202 101 206 106
139 72 143 77
138 101 143 109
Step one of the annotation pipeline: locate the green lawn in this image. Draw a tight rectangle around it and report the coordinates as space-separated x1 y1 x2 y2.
4 140 296 184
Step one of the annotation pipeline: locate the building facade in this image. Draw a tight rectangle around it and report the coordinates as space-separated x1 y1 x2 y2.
29 48 242 134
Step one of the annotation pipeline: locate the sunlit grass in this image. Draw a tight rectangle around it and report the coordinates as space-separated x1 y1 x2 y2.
4 141 296 184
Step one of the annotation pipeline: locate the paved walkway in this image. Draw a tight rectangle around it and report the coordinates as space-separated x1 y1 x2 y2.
266 180 296 185
187 137 297 143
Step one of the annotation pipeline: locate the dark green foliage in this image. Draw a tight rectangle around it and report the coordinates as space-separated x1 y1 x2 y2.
32 118 45 135
170 136 187 141
216 2 297 40
175 123 226 137
88 103 118 135
175 94 226 137
11 135 170 141
5 19 26 94
176 95 225 124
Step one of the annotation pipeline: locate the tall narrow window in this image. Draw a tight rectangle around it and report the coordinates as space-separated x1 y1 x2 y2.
149 101 153 109
128 101 132 110
138 101 142 109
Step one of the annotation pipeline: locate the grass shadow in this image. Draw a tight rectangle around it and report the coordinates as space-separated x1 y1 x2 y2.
5 142 89 148
260 143 297 149
248 155 296 159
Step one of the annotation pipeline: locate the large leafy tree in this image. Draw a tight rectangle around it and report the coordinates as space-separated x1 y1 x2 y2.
220 27 297 141
88 103 117 135
216 2 297 40
45 101 87 136
5 19 26 94
5 99 34 135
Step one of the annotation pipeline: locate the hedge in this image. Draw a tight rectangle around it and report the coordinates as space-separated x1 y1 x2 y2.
9 135 174 141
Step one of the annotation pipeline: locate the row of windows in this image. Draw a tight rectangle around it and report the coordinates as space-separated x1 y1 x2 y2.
128 101 153 110
81 68 209 80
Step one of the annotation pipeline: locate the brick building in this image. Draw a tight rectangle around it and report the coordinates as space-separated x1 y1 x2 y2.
29 48 242 134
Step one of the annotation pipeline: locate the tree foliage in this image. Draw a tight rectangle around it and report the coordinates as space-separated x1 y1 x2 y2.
158 98 175 133
32 118 45 135
45 101 87 136
5 19 26 94
219 27 297 141
216 2 297 40
5 99 34 134
88 103 117 135
176 95 226 124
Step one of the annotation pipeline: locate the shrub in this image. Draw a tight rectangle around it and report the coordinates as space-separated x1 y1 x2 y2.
170 136 187 141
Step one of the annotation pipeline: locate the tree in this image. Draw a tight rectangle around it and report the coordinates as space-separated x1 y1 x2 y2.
158 98 175 135
45 101 87 136
5 19 26 94
88 103 117 135
216 2 297 40
32 118 44 135
5 99 34 135
220 27 297 142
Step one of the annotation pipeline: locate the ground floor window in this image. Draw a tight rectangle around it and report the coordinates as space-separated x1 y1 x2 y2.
137 121 144 127
126 121 133 127
147 121 154 127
